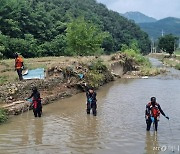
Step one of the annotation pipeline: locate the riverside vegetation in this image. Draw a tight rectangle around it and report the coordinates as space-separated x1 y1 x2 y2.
0 50 166 123
0 109 8 124
149 49 180 70
0 0 151 59
0 0 162 123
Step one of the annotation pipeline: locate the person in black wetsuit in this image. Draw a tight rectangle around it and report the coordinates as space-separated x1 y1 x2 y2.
86 87 97 116
28 87 42 117
145 97 169 131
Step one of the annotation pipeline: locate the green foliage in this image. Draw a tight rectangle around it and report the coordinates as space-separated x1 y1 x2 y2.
140 67 165 76
122 41 151 67
86 60 107 87
175 49 180 55
158 34 179 55
0 0 151 58
0 76 8 85
121 40 140 54
86 70 105 88
39 34 66 56
175 64 180 70
102 34 114 54
66 17 108 56
89 59 108 72
129 40 140 54
0 108 8 124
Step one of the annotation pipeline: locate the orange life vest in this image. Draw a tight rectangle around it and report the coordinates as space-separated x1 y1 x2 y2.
148 102 160 118
15 56 23 69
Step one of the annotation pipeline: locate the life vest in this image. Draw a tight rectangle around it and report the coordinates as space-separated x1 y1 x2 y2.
33 98 41 109
148 102 160 118
15 56 23 69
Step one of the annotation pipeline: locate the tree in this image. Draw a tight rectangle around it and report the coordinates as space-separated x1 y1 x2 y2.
0 0 151 58
65 17 108 56
158 34 179 55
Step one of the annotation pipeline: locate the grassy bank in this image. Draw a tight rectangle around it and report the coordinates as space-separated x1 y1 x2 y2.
0 56 95 85
0 52 166 86
0 53 167 123
123 49 165 76
149 50 180 70
0 108 8 124
175 49 180 55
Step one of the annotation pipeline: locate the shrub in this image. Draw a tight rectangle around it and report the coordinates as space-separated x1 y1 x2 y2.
0 76 8 85
86 60 107 87
0 109 8 124
175 63 180 70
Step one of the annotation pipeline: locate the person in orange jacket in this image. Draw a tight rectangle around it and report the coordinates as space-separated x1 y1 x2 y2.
14 53 24 80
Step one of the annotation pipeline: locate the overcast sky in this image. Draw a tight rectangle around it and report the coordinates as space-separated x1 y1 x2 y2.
96 0 180 20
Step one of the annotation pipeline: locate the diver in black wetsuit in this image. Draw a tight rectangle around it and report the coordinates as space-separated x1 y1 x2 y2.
145 97 169 131
86 87 97 116
28 87 42 117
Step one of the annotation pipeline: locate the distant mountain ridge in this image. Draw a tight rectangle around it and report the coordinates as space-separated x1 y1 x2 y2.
122 11 157 23
139 17 180 39
121 12 180 39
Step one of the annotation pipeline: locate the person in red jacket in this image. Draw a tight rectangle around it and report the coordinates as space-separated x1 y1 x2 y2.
145 97 169 131
14 53 24 81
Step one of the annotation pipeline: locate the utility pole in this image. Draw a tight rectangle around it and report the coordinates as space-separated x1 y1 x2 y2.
151 38 154 53
151 38 157 53
161 29 164 37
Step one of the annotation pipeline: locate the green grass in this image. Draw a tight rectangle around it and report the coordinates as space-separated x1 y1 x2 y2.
0 109 8 124
0 76 8 85
140 67 166 76
175 49 180 55
123 49 151 67
86 60 107 88
123 49 167 76
175 63 180 70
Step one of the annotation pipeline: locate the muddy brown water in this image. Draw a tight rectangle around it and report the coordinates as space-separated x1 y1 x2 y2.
0 59 180 154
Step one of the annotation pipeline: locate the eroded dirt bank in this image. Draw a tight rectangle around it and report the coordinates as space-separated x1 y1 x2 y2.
0 53 145 115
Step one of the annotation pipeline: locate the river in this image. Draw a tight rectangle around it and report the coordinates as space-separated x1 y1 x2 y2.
0 58 180 154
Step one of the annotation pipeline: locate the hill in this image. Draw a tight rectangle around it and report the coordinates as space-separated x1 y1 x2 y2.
122 11 157 23
139 17 180 39
0 0 151 58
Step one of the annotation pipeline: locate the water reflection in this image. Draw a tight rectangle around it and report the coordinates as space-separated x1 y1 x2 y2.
145 131 159 154
68 116 100 153
33 119 43 145
21 118 29 145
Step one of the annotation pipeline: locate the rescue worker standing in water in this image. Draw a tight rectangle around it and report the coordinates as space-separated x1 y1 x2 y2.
145 97 169 131
14 53 24 81
86 87 97 116
28 87 42 117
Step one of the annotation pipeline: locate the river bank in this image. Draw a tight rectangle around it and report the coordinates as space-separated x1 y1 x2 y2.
0 53 166 122
0 64 180 154
149 53 180 70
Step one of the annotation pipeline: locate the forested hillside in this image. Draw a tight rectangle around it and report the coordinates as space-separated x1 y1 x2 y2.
0 0 151 58
139 17 180 39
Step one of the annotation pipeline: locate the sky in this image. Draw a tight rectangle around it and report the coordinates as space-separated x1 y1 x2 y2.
96 0 180 20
